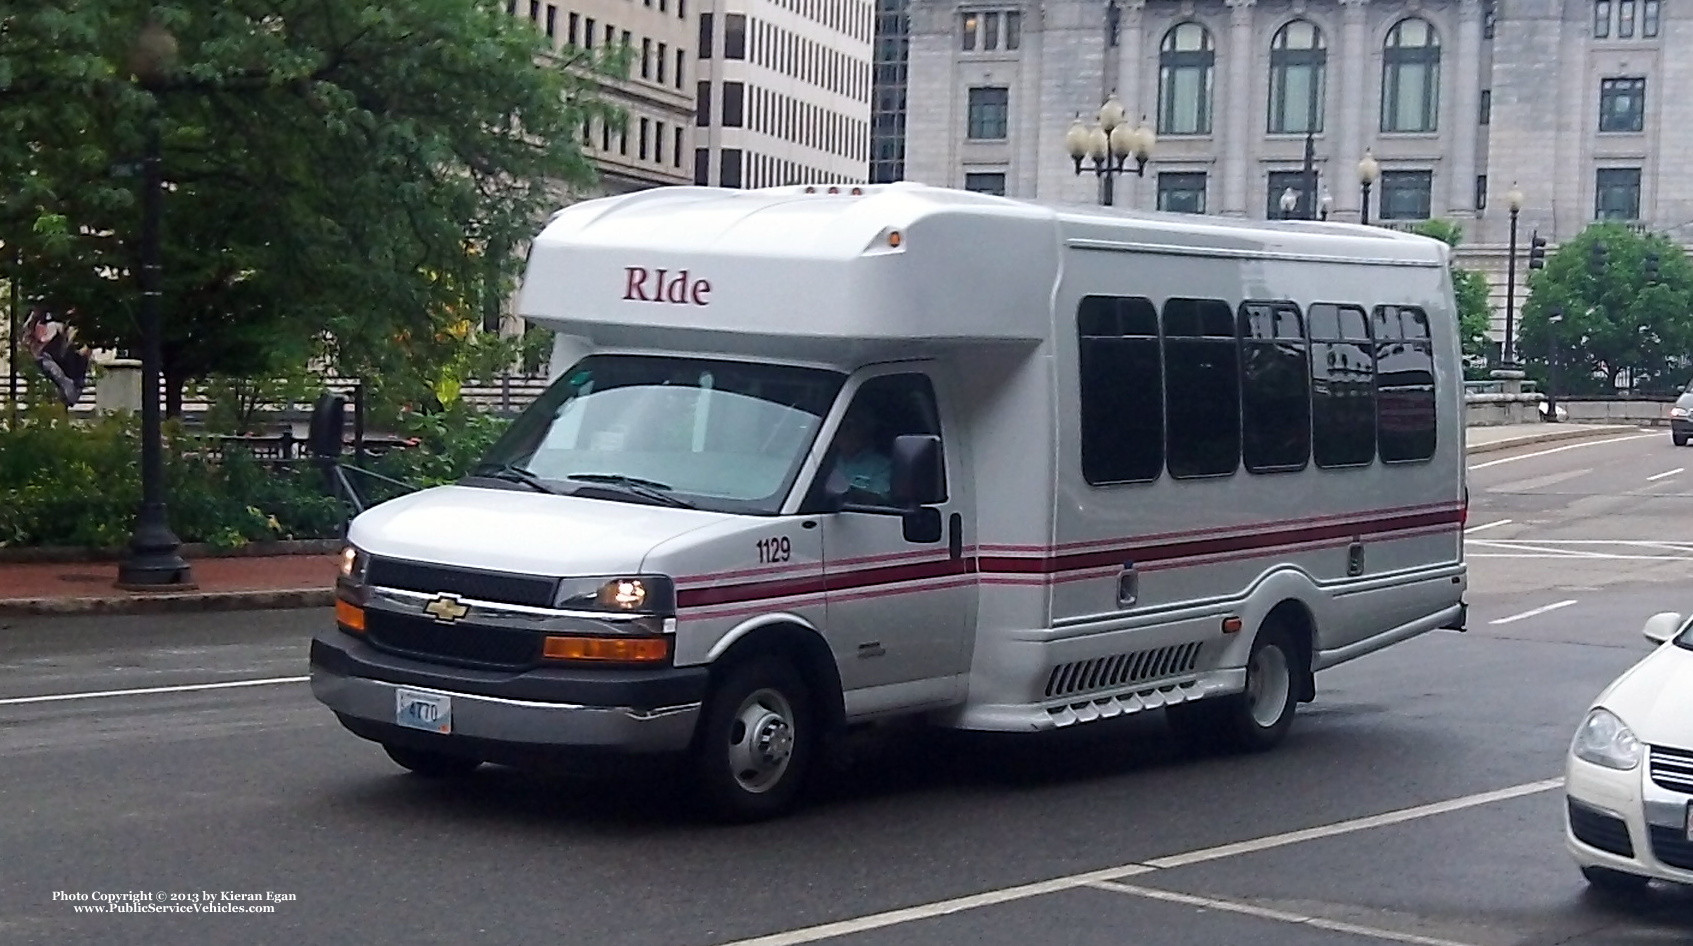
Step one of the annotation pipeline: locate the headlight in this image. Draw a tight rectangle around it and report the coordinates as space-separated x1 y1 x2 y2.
1572 707 1643 770
554 575 676 615
1673 407 1689 418
338 545 368 581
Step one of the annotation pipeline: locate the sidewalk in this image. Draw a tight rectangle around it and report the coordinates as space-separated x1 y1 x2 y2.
0 421 1652 617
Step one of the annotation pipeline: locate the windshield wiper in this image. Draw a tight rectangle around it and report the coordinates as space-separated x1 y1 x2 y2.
566 473 695 509
469 462 559 495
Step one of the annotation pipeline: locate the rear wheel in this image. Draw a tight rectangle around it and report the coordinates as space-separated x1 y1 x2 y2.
692 657 814 821
1169 622 1300 752
1580 865 1650 893
382 743 482 778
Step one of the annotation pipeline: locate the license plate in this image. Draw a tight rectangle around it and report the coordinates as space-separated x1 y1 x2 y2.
395 689 451 734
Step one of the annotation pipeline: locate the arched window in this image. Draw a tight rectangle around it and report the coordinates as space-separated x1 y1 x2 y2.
1159 22 1215 135
1381 18 1440 132
1268 20 1326 134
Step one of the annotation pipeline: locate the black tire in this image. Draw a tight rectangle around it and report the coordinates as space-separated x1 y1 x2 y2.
692 657 814 822
383 743 483 778
1674 431 1688 447
1580 865 1650 893
1169 622 1300 752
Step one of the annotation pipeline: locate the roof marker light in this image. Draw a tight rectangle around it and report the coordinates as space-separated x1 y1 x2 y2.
827 186 840 194
887 230 903 247
851 187 864 195
804 186 817 194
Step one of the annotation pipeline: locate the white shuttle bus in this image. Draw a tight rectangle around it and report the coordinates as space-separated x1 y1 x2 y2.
312 184 1467 819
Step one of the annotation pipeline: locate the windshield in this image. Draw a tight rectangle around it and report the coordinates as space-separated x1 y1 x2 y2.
1679 616 1693 650
474 355 843 514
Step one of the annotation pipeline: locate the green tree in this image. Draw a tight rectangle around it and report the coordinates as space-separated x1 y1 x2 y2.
1516 223 1693 393
1 0 623 413
1409 219 1495 372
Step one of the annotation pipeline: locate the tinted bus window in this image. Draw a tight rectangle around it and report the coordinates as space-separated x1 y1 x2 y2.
1078 295 1164 484
1239 301 1311 473
1077 295 1164 484
1164 297 1240 478
1308 302 1376 468
1374 304 1437 462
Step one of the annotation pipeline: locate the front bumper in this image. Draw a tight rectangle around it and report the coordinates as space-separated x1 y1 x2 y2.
1564 755 1693 887
310 630 706 757
1672 417 1693 436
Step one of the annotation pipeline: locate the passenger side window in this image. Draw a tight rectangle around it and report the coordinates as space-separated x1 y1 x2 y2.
1239 301 1311 473
1163 297 1240 478
1078 295 1164 484
820 373 945 507
1373 304 1438 463
1308 302 1376 468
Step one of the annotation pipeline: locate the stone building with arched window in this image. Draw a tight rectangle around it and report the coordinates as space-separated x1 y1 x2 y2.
898 0 1690 348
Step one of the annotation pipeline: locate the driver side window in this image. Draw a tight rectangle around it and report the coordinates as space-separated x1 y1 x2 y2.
817 373 945 508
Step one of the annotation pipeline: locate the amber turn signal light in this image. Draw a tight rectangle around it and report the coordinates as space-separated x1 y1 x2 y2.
335 598 366 633
543 636 669 663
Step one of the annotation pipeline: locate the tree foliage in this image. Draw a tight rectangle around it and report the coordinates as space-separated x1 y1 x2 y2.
1 0 621 412
1517 222 1693 393
1409 219 1494 372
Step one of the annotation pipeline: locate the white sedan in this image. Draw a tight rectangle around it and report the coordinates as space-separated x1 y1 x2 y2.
1565 612 1693 891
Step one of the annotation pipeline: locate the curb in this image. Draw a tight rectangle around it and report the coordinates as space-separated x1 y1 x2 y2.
0 424 1656 618
1465 424 1646 456
0 588 334 618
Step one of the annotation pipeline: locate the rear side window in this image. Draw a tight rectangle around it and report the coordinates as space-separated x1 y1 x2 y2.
1373 304 1437 462
1238 301 1311 473
1163 297 1240 478
1078 295 1164 484
1308 302 1376 468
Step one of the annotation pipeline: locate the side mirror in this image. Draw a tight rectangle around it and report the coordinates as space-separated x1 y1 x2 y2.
889 434 945 509
1643 611 1683 645
308 392 347 461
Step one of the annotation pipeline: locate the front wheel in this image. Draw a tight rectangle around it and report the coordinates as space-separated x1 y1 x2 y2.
382 743 483 778
1169 623 1300 752
692 658 814 821
1674 431 1688 447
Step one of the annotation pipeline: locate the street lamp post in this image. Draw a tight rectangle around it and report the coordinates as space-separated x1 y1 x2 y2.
1501 183 1525 367
1319 188 1333 221
1357 149 1379 226
1300 129 1319 220
116 19 193 589
1065 94 1156 207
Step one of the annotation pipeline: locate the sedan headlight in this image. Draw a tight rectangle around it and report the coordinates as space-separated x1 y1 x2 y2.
1572 707 1643 770
554 575 676 615
1673 406 1690 418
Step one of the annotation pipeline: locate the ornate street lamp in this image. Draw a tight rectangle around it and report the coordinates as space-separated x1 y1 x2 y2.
1501 182 1525 367
1065 93 1155 207
1319 188 1334 221
1278 187 1299 220
1357 149 1380 226
117 19 194 589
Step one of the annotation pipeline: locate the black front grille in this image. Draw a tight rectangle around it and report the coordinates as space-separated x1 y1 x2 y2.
365 610 540 670
367 559 556 608
1568 800 1635 857
1650 745 1693 795
1648 825 1693 870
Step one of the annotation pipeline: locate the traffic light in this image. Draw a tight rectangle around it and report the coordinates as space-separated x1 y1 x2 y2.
1589 240 1608 278
1526 232 1548 270
1645 250 1661 284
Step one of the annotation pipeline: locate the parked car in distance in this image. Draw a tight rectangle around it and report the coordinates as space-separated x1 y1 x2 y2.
1565 611 1693 891
1668 382 1693 446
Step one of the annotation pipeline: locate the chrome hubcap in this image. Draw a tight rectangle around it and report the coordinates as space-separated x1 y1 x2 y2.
1246 644 1291 728
726 688 795 794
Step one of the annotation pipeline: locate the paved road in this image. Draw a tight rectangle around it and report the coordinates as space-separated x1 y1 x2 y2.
1 429 1691 945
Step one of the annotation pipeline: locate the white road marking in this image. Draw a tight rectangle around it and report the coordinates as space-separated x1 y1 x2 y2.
1467 541 1614 559
1489 600 1578 626
1087 881 1486 946
1467 433 1657 470
1647 467 1685 482
1462 519 1512 534
0 676 309 707
712 778 1563 946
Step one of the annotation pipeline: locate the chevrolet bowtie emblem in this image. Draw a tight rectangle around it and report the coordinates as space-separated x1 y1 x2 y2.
423 593 470 624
